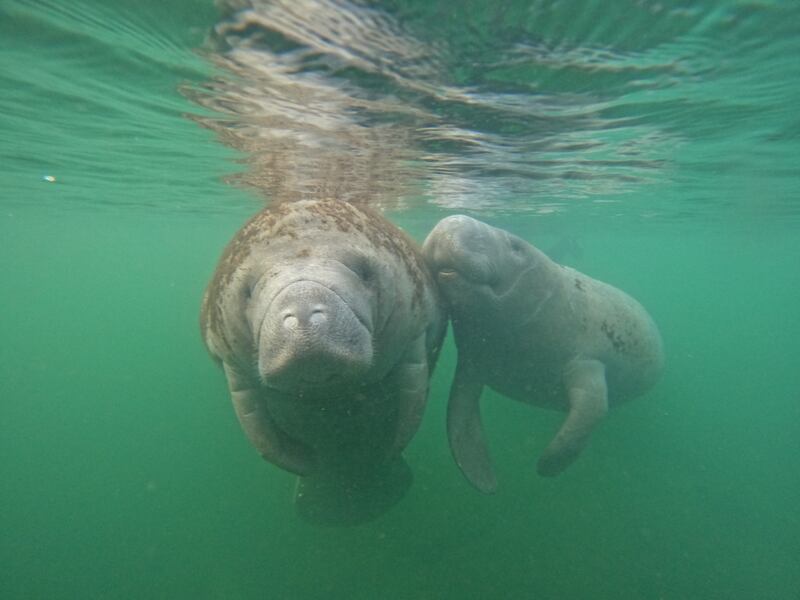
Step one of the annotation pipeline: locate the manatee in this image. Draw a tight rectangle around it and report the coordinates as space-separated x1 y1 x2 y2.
422 215 664 493
201 199 446 523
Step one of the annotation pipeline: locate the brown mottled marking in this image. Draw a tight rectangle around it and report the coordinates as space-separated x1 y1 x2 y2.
302 200 431 307
600 320 627 353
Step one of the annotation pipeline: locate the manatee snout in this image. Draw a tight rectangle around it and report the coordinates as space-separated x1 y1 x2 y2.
423 216 498 284
257 280 374 390
424 216 519 304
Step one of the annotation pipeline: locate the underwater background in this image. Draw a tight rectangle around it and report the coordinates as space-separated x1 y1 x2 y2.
1 0 798 598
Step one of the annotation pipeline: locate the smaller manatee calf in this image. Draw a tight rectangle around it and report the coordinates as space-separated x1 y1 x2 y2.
201 199 445 524
423 216 664 493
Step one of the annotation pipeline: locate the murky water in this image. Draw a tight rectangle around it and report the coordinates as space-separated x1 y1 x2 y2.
2 1 798 598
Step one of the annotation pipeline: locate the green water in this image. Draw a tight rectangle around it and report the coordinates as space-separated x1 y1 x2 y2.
2 1 799 598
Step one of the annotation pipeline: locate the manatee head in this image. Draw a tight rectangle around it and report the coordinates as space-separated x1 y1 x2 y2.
422 215 538 314
246 254 382 393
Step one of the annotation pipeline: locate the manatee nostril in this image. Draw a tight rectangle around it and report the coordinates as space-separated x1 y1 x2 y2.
280 306 327 328
309 306 326 325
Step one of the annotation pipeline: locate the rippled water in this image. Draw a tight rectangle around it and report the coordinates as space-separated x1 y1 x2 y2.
194 0 800 221
2 1 798 598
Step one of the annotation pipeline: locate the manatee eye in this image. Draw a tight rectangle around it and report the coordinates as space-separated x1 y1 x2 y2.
350 256 374 282
509 238 524 254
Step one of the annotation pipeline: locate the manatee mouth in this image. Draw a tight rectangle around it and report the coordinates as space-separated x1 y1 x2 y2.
435 260 495 288
265 366 355 394
296 370 342 385
424 215 498 287
435 257 537 313
431 237 496 287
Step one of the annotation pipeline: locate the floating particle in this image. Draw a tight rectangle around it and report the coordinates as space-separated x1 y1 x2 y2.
43 175 56 183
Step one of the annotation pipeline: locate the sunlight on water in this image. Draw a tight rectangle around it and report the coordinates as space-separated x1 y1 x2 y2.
190 0 800 221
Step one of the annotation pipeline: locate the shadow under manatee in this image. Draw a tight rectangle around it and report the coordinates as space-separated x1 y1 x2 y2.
295 457 413 526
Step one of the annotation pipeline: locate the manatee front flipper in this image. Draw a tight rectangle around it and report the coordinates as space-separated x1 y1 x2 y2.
294 456 412 526
389 333 431 454
223 362 315 476
447 358 497 494
537 359 608 477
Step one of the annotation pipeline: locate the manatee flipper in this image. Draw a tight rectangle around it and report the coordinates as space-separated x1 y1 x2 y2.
294 456 412 526
224 363 315 476
389 333 431 454
447 358 497 494
537 359 608 477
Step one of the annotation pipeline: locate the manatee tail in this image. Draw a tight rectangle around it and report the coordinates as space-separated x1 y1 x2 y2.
294 457 412 526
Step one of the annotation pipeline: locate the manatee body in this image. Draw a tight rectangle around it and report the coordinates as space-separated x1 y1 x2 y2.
422 215 664 493
201 200 445 523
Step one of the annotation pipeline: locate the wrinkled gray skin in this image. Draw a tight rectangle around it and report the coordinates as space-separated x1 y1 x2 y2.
423 216 664 493
201 200 445 523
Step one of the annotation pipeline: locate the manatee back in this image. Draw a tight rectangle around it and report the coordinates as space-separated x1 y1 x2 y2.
564 267 664 401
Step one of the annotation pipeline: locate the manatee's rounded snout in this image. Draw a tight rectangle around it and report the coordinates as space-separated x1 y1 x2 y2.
423 215 494 285
280 300 329 332
257 281 373 391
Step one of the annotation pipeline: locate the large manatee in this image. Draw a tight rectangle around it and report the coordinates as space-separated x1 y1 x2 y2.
201 199 445 523
422 216 664 493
